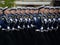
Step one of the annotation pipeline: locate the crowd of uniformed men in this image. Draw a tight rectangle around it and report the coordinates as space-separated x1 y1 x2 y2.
0 6 60 32
0 6 60 45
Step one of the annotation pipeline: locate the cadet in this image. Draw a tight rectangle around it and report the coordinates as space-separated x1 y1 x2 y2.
34 8 39 15
33 8 42 31
1 8 11 30
20 7 27 29
25 7 30 15
29 8 37 30
16 8 22 29
38 6 46 32
54 7 60 30
43 6 50 31
24 7 31 29
48 7 57 31
10 8 18 30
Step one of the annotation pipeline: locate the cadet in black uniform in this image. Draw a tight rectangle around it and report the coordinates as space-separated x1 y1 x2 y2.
1 8 11 30
43 6 50 31
39 6 46 31
54 7 60 31
49 7 58 31
48 7 55 31
16 7 23 30
29 8 36 30
34 6 46 45
34 8 42 32
10 8 17 30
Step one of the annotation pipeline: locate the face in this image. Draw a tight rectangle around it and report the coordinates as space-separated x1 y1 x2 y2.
0 10 3 14
44 9 49 13
40 8 45 13
49 9 54 13
10 10 16 14
30 10 34 14
16 9 21 14
4 9 10 14
34 10 38 13
21 10 25 14
25 9 30 14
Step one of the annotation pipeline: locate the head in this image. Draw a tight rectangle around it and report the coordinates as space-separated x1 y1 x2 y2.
25 9 30 14
30 9 34 14
10 9 16 14
4 8 10 15
34 9 39 14
39 7 45 14
20 9 25 14
16 8 21 14
44 8 49 13
49 8 54 13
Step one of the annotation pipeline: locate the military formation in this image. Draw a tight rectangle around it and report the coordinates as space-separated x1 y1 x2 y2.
0 6 60 32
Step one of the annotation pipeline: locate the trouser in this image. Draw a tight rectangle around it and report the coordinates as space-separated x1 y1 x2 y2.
0 29 60 45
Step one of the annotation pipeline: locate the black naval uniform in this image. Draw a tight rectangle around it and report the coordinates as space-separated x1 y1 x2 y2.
0 7 60 45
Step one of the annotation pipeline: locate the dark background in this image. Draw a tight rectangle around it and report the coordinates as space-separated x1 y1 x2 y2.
53 0 60 6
